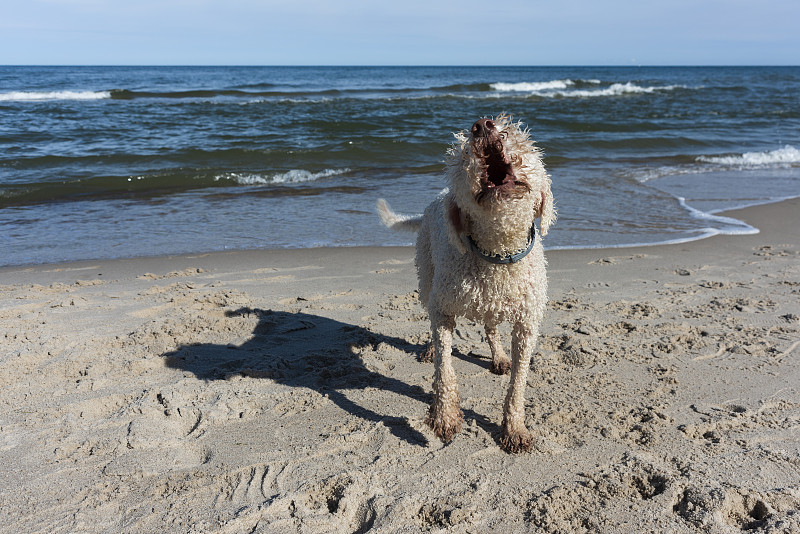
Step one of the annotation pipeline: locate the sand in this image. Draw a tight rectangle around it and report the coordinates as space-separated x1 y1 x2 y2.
1 197 799 533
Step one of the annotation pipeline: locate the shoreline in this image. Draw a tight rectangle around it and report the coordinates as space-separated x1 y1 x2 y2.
1 197 799 532
2 196 797 275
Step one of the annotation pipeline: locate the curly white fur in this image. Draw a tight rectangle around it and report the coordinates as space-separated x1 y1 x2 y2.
378 114 555 453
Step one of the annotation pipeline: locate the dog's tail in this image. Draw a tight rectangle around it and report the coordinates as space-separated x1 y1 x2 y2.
377 199 423 232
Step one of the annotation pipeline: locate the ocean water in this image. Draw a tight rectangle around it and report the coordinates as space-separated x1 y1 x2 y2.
1 66 799 267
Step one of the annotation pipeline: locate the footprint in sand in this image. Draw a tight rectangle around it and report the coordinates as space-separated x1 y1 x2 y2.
104 390 208 476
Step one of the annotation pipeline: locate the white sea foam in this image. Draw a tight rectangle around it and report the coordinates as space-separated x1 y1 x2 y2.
553 82 685 98
624 165 711 184
677 197 758 235
491 80 575 92
548 195 759 251
624 144 800 185
214 168 350 185
697 145 800 167
0 90 111 102
491 80 684 98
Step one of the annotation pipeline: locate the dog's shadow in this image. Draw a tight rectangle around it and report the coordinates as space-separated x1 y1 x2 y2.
162 307 495 446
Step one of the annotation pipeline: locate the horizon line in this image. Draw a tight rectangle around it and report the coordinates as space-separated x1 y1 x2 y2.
2 64 799 68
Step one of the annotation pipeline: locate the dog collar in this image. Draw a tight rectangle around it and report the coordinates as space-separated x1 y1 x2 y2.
466 224 536 264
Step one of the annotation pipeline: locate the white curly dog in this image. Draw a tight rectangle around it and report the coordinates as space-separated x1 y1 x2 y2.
378 115 555 452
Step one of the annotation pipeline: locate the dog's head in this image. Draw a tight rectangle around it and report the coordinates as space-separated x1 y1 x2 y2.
446 115 555 239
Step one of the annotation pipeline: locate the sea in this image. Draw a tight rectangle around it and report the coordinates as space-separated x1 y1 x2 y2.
1 66 799 267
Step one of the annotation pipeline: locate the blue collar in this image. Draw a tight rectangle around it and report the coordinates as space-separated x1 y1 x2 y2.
466 224 536 264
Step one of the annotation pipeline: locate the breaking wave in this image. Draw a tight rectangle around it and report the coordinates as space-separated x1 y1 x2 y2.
697 145 800 167
491 80 686 98
214 168 351 185
0 90 111 102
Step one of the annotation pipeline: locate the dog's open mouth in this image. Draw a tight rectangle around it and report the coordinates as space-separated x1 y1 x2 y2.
471 119 526 203
480 139 516 188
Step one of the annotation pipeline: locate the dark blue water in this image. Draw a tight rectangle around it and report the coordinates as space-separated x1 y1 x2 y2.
1 66 799 266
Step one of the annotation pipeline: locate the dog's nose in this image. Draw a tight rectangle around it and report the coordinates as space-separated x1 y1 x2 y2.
471 119 496 138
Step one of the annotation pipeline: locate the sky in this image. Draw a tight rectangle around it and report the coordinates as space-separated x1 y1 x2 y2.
2 0 799 66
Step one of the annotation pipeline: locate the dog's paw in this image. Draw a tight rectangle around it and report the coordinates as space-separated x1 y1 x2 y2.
499 428 533 453
490 357 511 375
419 343 435 363
425 405 463 442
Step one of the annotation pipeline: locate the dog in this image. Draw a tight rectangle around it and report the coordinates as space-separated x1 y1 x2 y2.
377 114 555 452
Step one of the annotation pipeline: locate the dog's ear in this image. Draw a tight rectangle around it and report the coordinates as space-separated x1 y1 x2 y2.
446 198 468 254
536 179 556 236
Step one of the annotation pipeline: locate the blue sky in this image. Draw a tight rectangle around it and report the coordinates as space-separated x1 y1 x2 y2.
3 0 799 65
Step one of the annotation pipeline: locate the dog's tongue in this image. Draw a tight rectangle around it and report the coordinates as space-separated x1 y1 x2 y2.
486 152 515 187
498 172 516 187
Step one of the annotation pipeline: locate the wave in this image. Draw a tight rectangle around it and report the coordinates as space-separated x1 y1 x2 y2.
614 145 800 185
0 167 353 208
0 90 111 102
559 82 686 98
677 197 758 235
109 84 497 101
490 79 606 92
1 79 683 105
213 168 350 185
623 165 709 183
109 88 346 100
697 145 800 167
548 195 761 252
490 79 686 99
2 81 491 105
491 80 576 92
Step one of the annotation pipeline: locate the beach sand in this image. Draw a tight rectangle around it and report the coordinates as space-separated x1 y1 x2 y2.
1 198 799 533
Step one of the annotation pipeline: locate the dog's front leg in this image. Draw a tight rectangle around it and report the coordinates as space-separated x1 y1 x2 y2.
500 321 536 452
485 323 511 375
425 312 463 441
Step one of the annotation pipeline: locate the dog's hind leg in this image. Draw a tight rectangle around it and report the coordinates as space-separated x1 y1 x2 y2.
485 323 511 375
419 342 435 363
425 312 463 441
415 221 435 363
499 321 536 453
